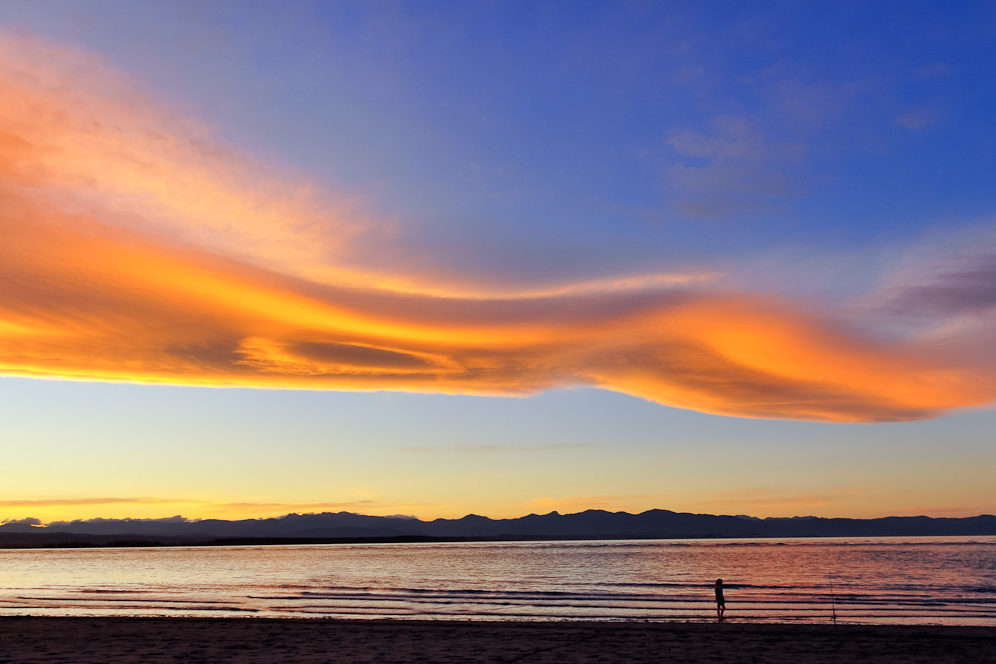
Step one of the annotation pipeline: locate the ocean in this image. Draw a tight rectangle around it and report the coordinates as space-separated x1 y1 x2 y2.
1 536 993 624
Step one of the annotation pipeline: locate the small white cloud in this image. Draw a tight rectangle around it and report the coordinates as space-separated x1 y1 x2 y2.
916 63 956 79
896 109 937 130
665 116 801 219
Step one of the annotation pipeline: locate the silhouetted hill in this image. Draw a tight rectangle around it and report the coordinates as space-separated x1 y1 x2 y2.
2 510 994 548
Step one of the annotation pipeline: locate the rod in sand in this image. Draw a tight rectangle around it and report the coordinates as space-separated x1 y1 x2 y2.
828 574 837 625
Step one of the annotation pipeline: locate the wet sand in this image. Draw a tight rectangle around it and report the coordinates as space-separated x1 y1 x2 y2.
0 617 992 663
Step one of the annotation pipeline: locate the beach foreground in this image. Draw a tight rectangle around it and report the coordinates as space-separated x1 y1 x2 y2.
0 618 993 663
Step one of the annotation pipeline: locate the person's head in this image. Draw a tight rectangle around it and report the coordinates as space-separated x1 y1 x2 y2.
715 578 723 586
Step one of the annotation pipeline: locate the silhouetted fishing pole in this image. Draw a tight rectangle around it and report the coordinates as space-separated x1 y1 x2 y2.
829 575 837 625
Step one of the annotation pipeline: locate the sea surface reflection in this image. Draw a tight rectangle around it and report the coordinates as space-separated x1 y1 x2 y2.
1 537 993 624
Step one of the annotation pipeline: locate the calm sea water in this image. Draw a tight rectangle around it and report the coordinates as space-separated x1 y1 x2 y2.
0 537 993 625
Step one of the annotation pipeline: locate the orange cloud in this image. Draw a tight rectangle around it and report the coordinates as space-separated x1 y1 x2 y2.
1 30 995 422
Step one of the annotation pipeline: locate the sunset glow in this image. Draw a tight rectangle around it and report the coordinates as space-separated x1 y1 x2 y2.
3 29 994 425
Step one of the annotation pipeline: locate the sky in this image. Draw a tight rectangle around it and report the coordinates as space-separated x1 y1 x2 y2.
1 1 995 523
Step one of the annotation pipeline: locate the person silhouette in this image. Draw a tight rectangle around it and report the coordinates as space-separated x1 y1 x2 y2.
715 578 726 621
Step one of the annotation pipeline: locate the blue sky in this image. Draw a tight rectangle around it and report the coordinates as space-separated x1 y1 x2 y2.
10 1 996 281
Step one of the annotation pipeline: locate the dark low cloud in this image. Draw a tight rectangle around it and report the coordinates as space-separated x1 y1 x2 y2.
45 516 192 529
290 341 434 369
885 253 996 317
1 517 42 526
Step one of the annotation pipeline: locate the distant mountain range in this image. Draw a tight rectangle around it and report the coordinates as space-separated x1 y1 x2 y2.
1 509 994 548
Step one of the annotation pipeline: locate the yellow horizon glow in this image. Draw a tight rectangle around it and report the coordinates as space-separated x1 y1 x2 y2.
1 492 991 524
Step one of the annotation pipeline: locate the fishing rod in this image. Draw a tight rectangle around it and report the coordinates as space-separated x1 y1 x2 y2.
829 574 837 626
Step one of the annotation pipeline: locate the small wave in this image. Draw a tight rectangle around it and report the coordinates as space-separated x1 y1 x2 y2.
599 581 824 590
17 596 240 605
108 605 260 613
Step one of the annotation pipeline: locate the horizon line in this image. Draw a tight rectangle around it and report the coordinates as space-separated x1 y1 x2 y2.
5 507 994 528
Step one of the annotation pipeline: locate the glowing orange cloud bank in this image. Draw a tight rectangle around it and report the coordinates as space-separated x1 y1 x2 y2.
2 31 994 422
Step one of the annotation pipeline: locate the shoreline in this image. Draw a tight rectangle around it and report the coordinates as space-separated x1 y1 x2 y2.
2 532 994 552
0 616 993 663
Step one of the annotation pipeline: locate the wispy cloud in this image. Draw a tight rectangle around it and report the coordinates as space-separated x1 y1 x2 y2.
0 497 181 507
205 500 380 512
666 116 803 219
526 494 663 512
1 30 995 422
748 63 865 128
687 486 866 513
896 109 938 130
0 496 431 523
882 252 996 317
916 63 957 79
399 444 589 454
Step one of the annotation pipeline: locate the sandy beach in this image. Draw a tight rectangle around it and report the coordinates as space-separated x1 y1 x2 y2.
0 617 992 663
